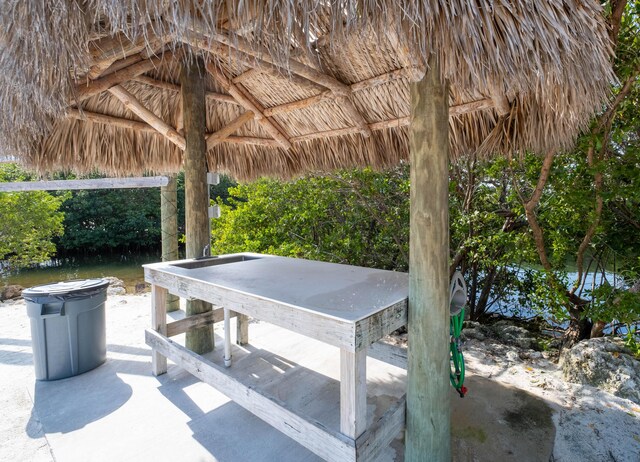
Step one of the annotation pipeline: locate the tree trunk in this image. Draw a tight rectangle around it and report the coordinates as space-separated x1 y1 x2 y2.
161 173 179 312
562 306 593 348
181 57 213 354
406 54 451 462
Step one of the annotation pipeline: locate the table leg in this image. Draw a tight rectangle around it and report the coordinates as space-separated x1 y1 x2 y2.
224 307 232 367
236 313 249 345
340 348 367 439
151 285 168 376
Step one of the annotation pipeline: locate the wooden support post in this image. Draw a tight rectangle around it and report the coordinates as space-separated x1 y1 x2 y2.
236 313 249 345
181 57 214 354
151 284 168 375
161 174 180 312
406 55 451 461
340 348 367 439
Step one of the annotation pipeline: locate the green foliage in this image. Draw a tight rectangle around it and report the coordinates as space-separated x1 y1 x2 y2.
0 165 67 268
56 188 162 253
211 165 409 270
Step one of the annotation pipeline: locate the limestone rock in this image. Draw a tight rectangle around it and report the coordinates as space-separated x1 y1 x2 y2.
488 321 539 350
1 285 23 301
103 277 126 295
560 337 640 404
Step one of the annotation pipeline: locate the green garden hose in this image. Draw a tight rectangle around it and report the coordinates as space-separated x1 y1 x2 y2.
449 271 467 397
450 308 467 397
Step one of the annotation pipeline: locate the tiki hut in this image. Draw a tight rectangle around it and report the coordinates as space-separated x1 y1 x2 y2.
0 2 614 461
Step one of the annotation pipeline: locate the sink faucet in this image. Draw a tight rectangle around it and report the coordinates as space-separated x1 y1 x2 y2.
202 244 211 258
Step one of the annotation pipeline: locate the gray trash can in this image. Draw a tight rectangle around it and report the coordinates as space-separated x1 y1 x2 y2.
23 279 110 381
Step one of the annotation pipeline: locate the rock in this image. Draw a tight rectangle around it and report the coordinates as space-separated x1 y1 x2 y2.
560 337 640 404
1 285 23 301
103 277 126 295
489 321 539 350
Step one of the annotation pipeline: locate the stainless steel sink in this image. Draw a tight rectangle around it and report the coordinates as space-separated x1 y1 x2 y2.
170 254 261 270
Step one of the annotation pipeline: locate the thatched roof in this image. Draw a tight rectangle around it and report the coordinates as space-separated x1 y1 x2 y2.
0 1 614 180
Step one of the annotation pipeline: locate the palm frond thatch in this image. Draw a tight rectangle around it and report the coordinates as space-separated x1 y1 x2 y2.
0 1 614 179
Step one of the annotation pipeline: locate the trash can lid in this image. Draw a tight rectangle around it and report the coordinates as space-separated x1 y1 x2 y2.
23 279 110 302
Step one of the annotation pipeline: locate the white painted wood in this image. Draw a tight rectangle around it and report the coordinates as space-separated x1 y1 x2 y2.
223 307 232 367
367 341 408 370
340 348 367 439
145 329 357 462
0 176 168 192
356 395 406 461
236 313 249 345
165 308 234 337
151 285 168 376
144 254 408 352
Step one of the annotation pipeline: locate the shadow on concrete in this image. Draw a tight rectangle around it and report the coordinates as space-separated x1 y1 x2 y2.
451 375 555 462
26 358 133 437
0 337 33 366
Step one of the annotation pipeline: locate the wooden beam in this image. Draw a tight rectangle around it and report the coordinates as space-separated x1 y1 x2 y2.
67 108 156 133
73 52 173 103
151 285 168 376
350 67 420 92
87 30 168 79
0 176 169 192
97 53 144 78
166 309 235 337
145 329 356 461
340 349 367 439
181 57 214 355
232 67 262 84
161 174 180 312
205 62 291 150
206 111 255 150
224 136 280 147
263 90 333 117
133 75 238 105
355 395 406 461
67 109 278 147
406 55 451 461
108 85 186 150
450 98 494 117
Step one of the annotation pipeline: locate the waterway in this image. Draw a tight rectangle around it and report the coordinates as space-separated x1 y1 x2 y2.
1 252 161 293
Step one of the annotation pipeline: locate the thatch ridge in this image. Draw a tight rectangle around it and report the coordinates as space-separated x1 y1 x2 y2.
0 1 614 179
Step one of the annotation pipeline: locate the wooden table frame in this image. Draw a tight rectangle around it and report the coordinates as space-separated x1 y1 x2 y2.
144 254 408 461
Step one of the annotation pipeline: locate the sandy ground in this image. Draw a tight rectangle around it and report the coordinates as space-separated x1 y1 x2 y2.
1 293 639 461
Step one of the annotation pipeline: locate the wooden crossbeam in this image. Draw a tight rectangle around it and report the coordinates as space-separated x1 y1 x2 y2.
262 91 333 117
133 75 238 105
108 85 186 149
206 111 255 150
67 108 277 147
0 176 169 192
232 68 262 84
73 52 173 103
87 29 169 79
186 32 371 137
98 53 144 78
205 62 291 150
290 98 497 143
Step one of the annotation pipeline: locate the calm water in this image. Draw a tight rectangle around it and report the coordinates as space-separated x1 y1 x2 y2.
1 252 161 292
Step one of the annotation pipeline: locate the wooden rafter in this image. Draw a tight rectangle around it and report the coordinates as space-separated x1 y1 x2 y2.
186 32 371 137
108 85 186 150
289 98 499 143
87 28 170 79
133 75 238 105
73 52 174 103
67 108 277 147
205 62 292 150
263 90 333 117
232 68 262 84
206 111 255 150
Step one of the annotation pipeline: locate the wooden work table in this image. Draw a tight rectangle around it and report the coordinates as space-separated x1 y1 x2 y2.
144 253 408 461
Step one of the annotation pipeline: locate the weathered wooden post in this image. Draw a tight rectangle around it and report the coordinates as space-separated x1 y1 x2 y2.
406 55 451 461
180 57 214 354
160 173 179 312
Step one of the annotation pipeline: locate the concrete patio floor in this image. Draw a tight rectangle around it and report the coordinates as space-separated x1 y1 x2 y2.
1 294 555 462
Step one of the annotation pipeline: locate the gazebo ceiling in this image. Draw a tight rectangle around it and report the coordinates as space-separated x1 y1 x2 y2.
0 1 614 180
